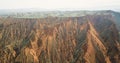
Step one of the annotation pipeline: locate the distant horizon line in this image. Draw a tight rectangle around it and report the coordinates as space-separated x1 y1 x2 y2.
0 8 119 12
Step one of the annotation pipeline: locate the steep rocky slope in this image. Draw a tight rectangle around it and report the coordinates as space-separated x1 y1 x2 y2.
0 15 120 63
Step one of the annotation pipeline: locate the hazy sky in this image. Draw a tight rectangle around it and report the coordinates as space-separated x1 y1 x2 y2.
0 0 120 11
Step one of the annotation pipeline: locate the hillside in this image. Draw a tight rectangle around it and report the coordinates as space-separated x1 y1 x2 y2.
0 11 120 63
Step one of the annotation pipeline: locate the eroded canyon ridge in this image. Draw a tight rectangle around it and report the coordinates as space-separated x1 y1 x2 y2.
0 10 120 63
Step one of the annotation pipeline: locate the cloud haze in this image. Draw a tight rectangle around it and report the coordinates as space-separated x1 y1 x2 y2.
0 0 120 11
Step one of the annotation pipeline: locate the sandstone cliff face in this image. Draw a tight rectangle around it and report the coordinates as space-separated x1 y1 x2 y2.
0 15 120 63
